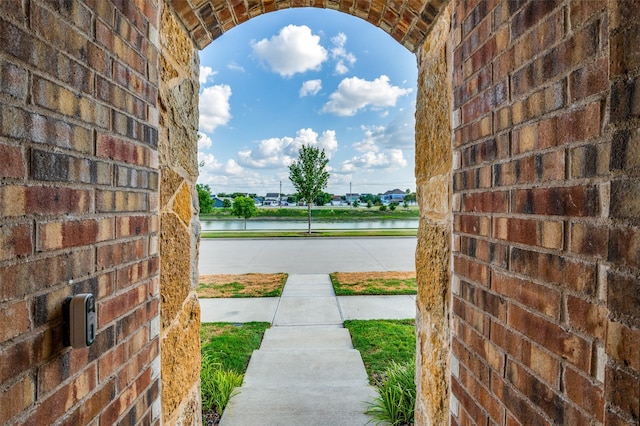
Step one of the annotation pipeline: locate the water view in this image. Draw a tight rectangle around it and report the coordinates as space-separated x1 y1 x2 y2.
200 219 419 231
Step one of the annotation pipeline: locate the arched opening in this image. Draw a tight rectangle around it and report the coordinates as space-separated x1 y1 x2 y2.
158 1 452 424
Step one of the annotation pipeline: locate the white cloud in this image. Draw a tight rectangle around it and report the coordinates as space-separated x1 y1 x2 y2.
299 79 322 97
198 151 222 170
198 132 213 150
342 149 407 170
199 84 232 132
331 33 356 75
252 25 328 77
199 66 217 84
238 128 338 169
322 75 412 116
228 62 245 72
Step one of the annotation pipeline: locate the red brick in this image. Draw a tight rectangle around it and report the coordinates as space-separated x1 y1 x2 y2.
98 283 148 327
510 247 597 295
453 296 488 335
490 320 560 386
605 365 640 421
0 375 35 425
557 102 602 145
100 367 152 425
97 238 149 270
490 372 549 426
0 143 25 178
0 300 31 342
506 359 565 423
453 315 504 373
25 364 97 425
451 375 487 425
606 320 640 371
459 280 506 321
610 178 640 221
512 185 599 217
458 362 504 423
566 295 607 340
607 270 640 327
569 221 609 258
570 57 609 102
507 303 592 372
116 215 152 237
0 222 32 261
97 133 155 167
452 336 490 384
454 255 490 286
492 271 561 320
38 348 91 395
565 367 605 420
59 379 116 426
454 214 491 237
510 0 562 40
38 218 114 251
462 190 509 213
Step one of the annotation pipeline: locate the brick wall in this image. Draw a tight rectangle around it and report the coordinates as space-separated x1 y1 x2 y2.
0 1 162 424
451 0 639 424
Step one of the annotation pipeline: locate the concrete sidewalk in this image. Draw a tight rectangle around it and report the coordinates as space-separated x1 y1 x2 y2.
217 274 414 425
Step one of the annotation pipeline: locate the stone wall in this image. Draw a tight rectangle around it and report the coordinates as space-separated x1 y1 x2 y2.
157 3 203 425
0 0 163 424
414 6 453 425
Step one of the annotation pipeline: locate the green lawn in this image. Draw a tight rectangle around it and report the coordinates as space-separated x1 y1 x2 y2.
200 322 270 373
330 271 417 296
344 319 416 385
200 229 417 238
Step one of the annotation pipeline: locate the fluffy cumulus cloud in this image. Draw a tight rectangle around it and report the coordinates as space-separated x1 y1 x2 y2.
198 132 213 150
342 149 407 171
299 79 322 97
252 25 328 77
238 128 338 169
199 66 217 84
330 33 356 75
322 75 413 116
199 84 232 132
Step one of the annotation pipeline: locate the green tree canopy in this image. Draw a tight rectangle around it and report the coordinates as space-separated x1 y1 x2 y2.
232 196 257 230
288 145 330 233
196 184 213 214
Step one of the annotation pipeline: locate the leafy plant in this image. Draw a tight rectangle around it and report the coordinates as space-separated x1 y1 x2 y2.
232 196 258 229
366 360 416 426
288 144 330 233
201 353 244 414
197 183 214 214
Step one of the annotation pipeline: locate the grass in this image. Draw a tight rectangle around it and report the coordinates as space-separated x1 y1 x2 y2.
345 319 416 426
330 271 417 296
366 360 416 426
200 322 270 421
198 273 287 298
344 319 416 385
200 229 418 238
201 206 419 220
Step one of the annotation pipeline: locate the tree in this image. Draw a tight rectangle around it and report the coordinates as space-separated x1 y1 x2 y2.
232 196 257 230
222 198 232 209
196 184 213 214
314 192 332 206
288 145 330 233
353 199 360 208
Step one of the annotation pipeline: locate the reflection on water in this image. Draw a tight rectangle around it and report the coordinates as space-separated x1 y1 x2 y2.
200 219 419 231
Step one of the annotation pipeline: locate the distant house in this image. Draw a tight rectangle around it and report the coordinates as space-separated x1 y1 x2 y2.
345 193 360 205
330 195 344 206
212 197 233 208
263 193 280 206
381 189 406 203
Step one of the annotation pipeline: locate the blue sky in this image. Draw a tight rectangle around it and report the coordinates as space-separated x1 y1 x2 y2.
197 8 417 196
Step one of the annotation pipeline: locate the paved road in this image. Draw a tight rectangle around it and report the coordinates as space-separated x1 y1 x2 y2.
198 237 417 274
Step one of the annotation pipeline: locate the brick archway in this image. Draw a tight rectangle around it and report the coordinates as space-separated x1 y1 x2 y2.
167 0 448 52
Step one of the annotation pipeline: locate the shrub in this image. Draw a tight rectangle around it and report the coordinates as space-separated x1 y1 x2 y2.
366 360 415 426
201 353 244 415
379 205 387 211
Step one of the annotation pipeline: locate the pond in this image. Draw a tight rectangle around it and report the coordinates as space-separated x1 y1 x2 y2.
200 219 419 231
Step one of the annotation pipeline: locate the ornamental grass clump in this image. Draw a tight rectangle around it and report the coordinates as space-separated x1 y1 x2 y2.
200 353 244 415
366 359 416 426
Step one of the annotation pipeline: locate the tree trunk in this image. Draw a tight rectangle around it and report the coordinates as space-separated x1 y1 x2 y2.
307 204 311 234
244 218 247 230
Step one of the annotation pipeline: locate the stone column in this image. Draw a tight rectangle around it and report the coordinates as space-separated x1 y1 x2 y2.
414 6 452 425
158 4 202 425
